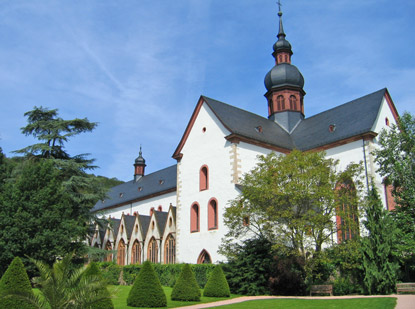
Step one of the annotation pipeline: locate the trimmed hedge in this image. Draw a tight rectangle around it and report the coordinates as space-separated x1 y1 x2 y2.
203 265 230 297
0 257 36 309
100 262 215 288
127 261 167 307
84 262 114 309
171 264 201 301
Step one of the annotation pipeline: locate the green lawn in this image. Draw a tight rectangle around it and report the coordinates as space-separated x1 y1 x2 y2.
109 285 239 308
212 298 397 309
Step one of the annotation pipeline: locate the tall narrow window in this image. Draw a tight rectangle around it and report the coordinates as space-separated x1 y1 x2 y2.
117 239 126 266
200 166 208 191
289 95 297 110
105 241 112 262
384 181 396 211
336 179 359 243
191 203 200 232
197 250 212 264
208 199 218 230
277 95 285 110
131 240 141 264
148 237 158 263
164 234 176 264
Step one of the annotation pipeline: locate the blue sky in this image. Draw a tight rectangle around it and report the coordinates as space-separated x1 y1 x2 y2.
1 0 414 182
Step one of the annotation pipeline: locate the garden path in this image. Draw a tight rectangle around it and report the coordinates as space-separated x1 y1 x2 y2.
173 294 415 309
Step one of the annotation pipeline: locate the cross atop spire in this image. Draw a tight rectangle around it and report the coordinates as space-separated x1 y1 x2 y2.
277 0 282 13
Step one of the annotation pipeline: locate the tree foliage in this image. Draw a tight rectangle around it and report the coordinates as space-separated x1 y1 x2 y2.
222 237 274 296
83 262 114 309
203 265 230 297
361 187 399 295
0 257 35 309
373 112 415 267
171 264 201 301
0 107 106 276
127 261 167 307
222 150 363 259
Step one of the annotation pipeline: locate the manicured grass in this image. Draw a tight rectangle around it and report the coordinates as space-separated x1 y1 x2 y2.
109 285 239 308
218 298 397 309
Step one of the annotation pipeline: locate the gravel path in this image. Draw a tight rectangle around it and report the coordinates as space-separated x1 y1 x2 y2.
173 294 415 309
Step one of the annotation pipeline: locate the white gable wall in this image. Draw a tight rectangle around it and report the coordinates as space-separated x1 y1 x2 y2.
176 103 238 263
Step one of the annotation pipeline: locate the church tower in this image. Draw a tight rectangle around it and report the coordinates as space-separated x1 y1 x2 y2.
133 146 146 181
264 6 305 132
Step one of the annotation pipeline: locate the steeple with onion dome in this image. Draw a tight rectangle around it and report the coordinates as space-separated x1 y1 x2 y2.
264 2 306 132
134 146 146 181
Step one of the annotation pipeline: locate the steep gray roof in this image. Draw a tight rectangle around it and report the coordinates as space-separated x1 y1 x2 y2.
139 215 151 239
292 88 386 150
154 211 168 236
92 165 177 212
202 96 294 149
124 215 136 240
109 218 121 239
202 88 386 151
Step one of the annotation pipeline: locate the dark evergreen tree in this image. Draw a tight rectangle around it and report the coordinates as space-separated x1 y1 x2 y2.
361 187 399 294
127 261 167 307
203 265 230 297
0 108 106 276
222 237 273 295
0 257 35 309
84 262 114 309
171 264 201 301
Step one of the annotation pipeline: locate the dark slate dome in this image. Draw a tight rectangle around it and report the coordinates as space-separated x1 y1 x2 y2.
264 63 304 91
273 38 292 53
135 148 146 165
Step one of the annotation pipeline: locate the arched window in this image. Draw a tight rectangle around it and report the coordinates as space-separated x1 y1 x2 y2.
197 250 212 264
117 239 126 265
105 241 112 262
289 95 297 110
383 180 396 211
208 199 218 230
148 237 158 263
336 179 359 243
200 166 209 191
277 95 285 110
164 234 176 264
191 203 200 232
131 240 141 264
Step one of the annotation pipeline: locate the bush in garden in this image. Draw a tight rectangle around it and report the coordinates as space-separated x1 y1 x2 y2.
127 261 167 307
171 264 201 301
84 262 114 309
203 265 230 297
0 257 36 309
269 253 306 296
96 262 121 285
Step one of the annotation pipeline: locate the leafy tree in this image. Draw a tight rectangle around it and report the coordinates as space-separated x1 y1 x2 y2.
0 257 35 309
203 265 230 297
14 106 97 161
222 150 363 260
171 264 201 301
127 261 167 307
373 112 415 278
221 237 274 296
0 107 105 276
360 187 399 295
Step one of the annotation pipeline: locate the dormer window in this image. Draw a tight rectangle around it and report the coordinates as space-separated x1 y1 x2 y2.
159 180 164 185
329 124 336 133
119 193 124 198
255 126 263 133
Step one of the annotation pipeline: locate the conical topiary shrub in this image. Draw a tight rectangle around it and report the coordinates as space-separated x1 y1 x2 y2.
0 257 36 309
203 265 230 297
171 264 201 301
127 261 167 307
84 262 114 309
